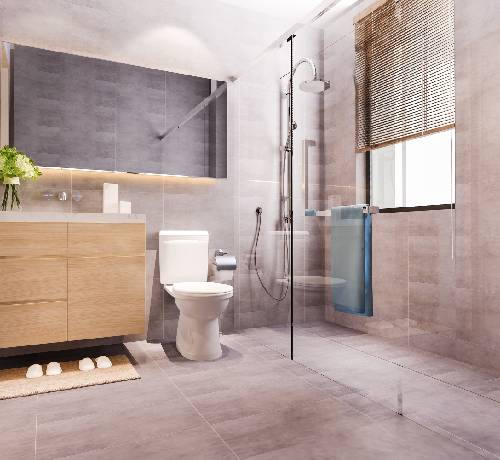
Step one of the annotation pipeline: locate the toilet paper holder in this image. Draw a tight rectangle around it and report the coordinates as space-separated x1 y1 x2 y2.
213 250 237 271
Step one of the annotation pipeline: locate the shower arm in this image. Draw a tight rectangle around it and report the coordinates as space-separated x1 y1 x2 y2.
286 58 318 95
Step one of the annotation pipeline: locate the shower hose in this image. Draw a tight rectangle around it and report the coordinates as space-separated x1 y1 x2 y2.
250 207 290 302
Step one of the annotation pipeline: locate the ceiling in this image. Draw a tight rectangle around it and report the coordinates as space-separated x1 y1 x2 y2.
216 0 329 22
0 0 330 81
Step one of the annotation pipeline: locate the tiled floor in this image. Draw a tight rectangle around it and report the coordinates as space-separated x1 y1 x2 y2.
1 330 496 459
242 322 500 459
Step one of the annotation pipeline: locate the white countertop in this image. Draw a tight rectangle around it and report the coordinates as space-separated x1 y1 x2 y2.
0 212 146 223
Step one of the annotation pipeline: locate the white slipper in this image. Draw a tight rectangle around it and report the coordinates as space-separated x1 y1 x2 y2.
26 364 43 379
46 362 62 376
78 357 95 372
95 356 112 369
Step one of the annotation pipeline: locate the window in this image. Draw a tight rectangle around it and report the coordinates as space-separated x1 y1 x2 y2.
355 0 455 210
370 129 455 209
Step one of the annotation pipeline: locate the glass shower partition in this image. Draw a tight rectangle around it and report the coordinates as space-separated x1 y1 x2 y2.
288 1 500 458
233 35 293 359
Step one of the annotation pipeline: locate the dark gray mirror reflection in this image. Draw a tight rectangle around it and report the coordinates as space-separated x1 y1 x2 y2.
11 44 227 178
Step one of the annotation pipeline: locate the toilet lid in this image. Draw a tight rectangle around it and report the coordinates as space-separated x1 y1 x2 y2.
173 282 233 297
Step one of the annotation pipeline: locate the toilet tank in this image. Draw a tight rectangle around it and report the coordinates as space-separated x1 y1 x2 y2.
159 230 209 285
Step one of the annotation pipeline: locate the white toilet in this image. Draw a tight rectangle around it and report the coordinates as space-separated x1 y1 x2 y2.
159 230 233 361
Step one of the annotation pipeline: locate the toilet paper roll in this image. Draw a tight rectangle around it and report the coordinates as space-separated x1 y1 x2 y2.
215 255 237 271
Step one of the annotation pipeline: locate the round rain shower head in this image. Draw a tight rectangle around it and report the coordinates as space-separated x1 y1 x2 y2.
299 79 330 93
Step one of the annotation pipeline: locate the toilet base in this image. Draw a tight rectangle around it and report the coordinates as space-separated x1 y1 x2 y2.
176 313 222 361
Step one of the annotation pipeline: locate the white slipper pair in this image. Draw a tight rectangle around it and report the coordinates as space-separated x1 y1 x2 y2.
78 356 112 372
26 362 62 379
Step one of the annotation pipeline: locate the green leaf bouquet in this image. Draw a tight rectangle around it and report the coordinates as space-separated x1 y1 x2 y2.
0 146 42 211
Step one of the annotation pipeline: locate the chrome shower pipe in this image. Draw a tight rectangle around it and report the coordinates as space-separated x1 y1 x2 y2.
286 58 318 95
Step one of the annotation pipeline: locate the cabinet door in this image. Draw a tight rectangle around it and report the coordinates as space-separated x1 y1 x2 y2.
68 255 145 340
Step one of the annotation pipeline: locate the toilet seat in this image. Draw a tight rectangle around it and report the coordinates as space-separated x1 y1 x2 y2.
165 282 233 300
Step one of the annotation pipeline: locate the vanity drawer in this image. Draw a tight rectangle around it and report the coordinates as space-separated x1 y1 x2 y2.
0 258 67 304
68 223 145 257
0 301 67 348
0 222 67 257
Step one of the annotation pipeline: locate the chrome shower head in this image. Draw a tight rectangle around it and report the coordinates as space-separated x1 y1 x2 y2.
288 58 330 94
299 79 330 93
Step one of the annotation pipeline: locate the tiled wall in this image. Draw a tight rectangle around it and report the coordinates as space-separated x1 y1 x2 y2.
321 0 500 372
454 0 500 371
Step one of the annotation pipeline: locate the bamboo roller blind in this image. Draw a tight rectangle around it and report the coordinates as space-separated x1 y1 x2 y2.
355 0 455 152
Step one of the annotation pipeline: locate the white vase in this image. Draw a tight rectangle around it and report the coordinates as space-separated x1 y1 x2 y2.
2 177 21 211
3 177 20 185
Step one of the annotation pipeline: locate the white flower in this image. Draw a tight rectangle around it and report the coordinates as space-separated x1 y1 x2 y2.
15 155 35 178
25 166 36 178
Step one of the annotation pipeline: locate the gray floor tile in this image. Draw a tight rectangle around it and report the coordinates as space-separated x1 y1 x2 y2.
189 376 331 424
246 417 485 460
36 375 182 424
213 398 373 458
36 397 203 460
1 423 36 460
0 395 38 429
60 425 236 460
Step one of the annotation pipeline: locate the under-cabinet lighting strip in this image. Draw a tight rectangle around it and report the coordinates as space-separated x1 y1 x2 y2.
41 166 220 180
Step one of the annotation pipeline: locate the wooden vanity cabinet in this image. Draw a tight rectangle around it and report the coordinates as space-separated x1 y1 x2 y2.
0 221 145 349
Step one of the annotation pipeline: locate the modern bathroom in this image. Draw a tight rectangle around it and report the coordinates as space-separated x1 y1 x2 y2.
0 0 499 458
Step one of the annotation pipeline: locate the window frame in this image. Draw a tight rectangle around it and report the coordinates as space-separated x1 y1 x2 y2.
367 129 456 213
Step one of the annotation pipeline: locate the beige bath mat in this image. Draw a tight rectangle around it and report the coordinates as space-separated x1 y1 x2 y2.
0 354 140 400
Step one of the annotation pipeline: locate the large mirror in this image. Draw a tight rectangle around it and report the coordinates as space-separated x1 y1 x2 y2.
0 43 227 178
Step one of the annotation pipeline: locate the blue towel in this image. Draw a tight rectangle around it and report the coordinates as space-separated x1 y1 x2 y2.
331 205 373 317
